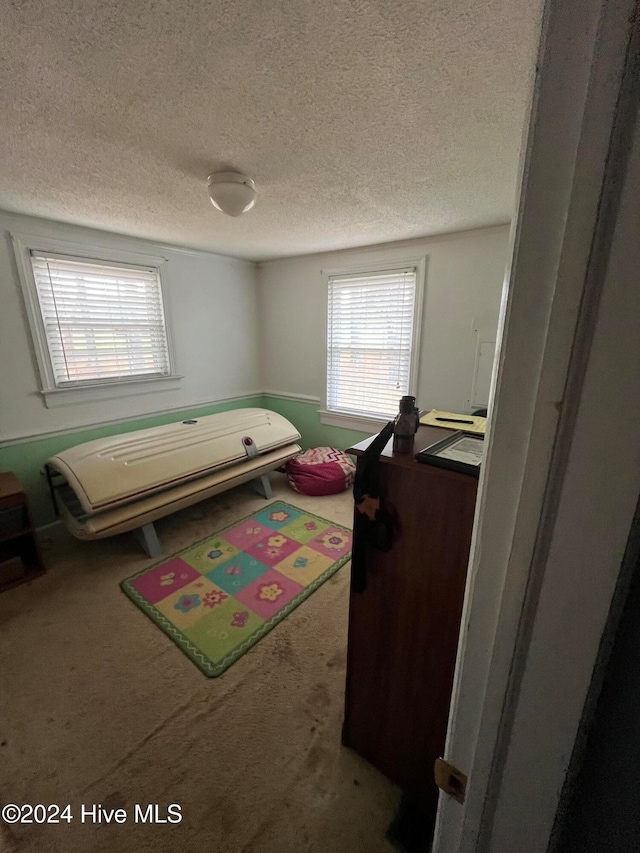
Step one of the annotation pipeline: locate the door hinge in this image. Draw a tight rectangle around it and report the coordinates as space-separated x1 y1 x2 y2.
434 757 468 804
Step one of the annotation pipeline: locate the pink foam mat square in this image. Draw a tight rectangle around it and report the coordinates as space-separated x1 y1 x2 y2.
130 558 201 605
235 568 304 620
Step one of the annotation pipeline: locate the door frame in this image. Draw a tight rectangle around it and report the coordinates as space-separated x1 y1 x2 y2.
433 1 640 850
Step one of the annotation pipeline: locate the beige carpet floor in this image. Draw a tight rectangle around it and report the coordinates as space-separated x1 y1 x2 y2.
0 475 399 853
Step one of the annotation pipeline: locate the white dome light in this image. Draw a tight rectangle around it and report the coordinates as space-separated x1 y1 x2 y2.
207 171 257 217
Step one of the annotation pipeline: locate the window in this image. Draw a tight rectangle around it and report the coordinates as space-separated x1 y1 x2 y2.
29 253 170 386
325 264 422 423
12 234 179 407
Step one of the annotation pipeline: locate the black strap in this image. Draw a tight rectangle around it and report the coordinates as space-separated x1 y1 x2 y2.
351 421 396 593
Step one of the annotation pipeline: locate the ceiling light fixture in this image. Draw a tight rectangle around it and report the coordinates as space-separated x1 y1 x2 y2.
207 171 257 217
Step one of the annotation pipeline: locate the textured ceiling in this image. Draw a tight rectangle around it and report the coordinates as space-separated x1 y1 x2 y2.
0 0 542 260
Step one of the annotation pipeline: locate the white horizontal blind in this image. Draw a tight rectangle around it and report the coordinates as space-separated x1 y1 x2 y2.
30 253 170 386
327 268 417 419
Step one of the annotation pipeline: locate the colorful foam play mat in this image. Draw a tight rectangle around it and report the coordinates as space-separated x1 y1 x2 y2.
121 501 352 677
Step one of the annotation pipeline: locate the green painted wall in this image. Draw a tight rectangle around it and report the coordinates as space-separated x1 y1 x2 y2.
262 395 369 451
0 396 263 526
1 394 371 527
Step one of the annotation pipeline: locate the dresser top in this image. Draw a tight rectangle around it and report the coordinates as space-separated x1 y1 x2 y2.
347 424 456 472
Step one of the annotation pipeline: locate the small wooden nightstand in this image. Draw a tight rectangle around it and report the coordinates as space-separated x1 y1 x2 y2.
0 472 45 593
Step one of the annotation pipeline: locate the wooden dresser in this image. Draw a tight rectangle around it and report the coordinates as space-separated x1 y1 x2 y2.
343 425 478 813
0 471 45 592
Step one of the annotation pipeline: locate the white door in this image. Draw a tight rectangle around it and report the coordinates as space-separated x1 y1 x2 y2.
467 315 498 412
433 0 640 850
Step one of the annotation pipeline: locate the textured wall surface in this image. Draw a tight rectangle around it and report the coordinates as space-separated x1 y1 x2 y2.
0 211 509 523
259 225 510 414
0 210 261 443
0 0 541 259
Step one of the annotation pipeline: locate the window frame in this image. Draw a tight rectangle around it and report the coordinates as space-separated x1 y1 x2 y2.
11 233 181 408
320 256 426 431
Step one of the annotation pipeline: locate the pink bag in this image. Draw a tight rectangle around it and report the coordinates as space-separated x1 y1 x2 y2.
285 447 356 496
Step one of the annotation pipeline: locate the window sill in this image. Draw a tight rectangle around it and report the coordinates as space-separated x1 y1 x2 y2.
318 408 391 434
40 375 183 408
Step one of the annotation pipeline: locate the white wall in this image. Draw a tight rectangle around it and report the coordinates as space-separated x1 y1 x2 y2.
258 225 510 413
0 214 510 442
0 211 261 442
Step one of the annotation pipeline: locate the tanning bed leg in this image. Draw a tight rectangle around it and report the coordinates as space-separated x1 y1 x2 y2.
134 523 163 558
254 473 274 500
